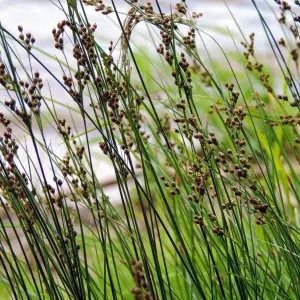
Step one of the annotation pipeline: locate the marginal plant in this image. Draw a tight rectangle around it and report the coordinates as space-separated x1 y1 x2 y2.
0 0 299 299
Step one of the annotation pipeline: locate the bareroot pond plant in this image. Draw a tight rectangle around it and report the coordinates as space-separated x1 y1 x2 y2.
0 0 299 299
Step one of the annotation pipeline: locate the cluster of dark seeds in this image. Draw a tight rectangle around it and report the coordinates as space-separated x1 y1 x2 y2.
294 15 300 22
0 62 21 94
57 119 71 139
183 28 196 49
0 62 9 88
212 226 224 237
52 21 98 101
278 37 286 47
20 71 43 115
130 259 152 300
175 1 187 14
18 25 35 51
52 20 73 50
0 114 38 227
279 113 300 125
241 33 273 93
56 221 80 276
194 215 204 226
276 1 300 79
274 0 291 10
282 1 292 10
83 0 112 14
60 154 75 177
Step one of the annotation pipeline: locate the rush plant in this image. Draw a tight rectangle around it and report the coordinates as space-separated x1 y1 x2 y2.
0 0 299 299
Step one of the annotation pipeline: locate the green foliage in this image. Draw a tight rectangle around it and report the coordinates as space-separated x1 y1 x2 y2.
0 0 299 299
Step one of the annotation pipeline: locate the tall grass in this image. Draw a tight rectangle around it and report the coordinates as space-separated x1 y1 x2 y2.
0 0 299 299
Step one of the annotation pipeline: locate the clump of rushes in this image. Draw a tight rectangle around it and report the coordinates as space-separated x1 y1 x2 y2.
0 0 299 299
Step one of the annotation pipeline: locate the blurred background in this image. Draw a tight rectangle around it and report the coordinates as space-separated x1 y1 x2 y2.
0 0 279 203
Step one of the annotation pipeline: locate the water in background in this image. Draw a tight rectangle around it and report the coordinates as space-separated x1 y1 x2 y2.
0 0 279 203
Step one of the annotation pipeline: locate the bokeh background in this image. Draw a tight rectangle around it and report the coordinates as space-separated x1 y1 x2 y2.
0 0 279 203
